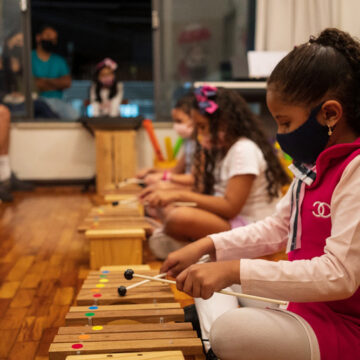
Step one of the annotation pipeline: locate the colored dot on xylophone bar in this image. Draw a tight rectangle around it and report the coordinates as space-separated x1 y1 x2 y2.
93 292 101 305
71 343 83 354
85 312 95 325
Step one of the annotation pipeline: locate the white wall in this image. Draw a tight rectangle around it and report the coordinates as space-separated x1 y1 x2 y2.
255 0 360 51
9 122 178 180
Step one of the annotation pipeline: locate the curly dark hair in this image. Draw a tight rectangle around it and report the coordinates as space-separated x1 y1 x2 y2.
192 88 290 198
268 28 360 135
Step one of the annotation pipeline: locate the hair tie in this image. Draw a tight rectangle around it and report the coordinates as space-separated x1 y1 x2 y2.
96 57 118 71
195 85 219 114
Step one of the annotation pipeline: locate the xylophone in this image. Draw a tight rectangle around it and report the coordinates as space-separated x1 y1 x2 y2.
49 266 205 360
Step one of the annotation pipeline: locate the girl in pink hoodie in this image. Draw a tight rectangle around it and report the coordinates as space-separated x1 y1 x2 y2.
161 28 360 360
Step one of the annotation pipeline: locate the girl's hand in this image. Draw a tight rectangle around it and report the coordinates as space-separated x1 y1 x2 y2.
161 237 215 277
176 260 240 300
144 172 164 185
142 190 179 207
136 167 155 179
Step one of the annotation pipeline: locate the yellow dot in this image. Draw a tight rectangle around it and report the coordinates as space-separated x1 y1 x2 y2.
79 334 90 340
96 284 105 288
92 326 103 331
99 279 109 283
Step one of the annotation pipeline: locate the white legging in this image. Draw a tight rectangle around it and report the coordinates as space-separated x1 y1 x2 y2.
195 285 320 360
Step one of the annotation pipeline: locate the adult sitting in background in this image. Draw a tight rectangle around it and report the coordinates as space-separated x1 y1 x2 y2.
0 105 34 202
0 31 59 118
89 58 123 117
32 25 79 120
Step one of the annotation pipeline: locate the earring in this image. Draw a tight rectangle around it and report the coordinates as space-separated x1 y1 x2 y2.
328 125 333 136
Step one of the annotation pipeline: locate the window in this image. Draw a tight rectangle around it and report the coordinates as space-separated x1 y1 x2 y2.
152 0 255 121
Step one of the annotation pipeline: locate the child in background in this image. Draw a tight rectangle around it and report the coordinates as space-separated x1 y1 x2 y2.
143 86 289 259
90 58 123 117
162 28 360 360
137 92 197 190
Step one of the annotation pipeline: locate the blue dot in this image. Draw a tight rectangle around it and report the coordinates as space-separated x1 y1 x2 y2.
102 270 109 274
89 306 98 310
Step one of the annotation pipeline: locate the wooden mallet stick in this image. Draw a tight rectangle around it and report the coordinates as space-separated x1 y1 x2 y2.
118 273 167 296
124 269 287 306
118 178 145 188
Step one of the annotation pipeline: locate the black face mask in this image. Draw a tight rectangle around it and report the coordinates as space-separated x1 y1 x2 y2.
276 103 329 165
40 40 57 53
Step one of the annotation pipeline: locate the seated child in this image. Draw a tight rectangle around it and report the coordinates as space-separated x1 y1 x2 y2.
137 92 197 190
90 58 123 117
142 86 289 259
162 28 360 360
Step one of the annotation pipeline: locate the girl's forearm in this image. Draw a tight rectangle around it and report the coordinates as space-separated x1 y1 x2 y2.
169 173 194 186
177 191 239 219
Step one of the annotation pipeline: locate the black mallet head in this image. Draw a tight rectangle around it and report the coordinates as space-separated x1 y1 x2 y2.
124 269 134 280
112 201 119 207
118 286 127 296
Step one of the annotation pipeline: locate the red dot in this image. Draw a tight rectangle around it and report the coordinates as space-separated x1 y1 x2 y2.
72 344 83 349
93 293 102 298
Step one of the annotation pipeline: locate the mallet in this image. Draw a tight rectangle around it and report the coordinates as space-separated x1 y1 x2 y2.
118 272 167 296
118 178 145 188
124 269 287 306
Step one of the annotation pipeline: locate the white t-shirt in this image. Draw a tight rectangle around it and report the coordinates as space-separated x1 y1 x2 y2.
213 137 279 222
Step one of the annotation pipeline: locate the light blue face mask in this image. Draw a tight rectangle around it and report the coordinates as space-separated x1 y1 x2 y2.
276 103 329 164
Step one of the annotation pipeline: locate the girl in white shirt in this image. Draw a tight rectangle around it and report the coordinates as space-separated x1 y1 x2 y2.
90 58 123 117
142 86 289 258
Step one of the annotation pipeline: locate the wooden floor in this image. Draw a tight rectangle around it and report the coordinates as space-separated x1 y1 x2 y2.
0 186 168 360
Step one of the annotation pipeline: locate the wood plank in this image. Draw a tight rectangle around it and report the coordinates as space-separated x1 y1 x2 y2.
6 256 35 281
65 308 184 325
54 330 197 343
99 265 151 272
81 283 168 293
0 329 19 358
76 290 176 306
10 288 36 308
86 228 145 239
0 307 28 329
57 323 193 335
65 350 185 360
86 269 159 278
8 341 39 360
69 303 180 312
53 287 75 306
0 281 20 298
49 338 204 360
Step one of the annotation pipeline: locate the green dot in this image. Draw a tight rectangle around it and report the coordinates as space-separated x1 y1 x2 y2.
85 312 95 317
99 274 107 278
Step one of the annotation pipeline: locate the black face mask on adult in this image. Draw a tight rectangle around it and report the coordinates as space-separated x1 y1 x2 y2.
40 40 58 53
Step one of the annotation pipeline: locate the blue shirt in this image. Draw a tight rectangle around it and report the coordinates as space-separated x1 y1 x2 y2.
31 50 70 99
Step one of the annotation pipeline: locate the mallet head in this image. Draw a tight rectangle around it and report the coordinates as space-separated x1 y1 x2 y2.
118 286 127 296
124 269 134 280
